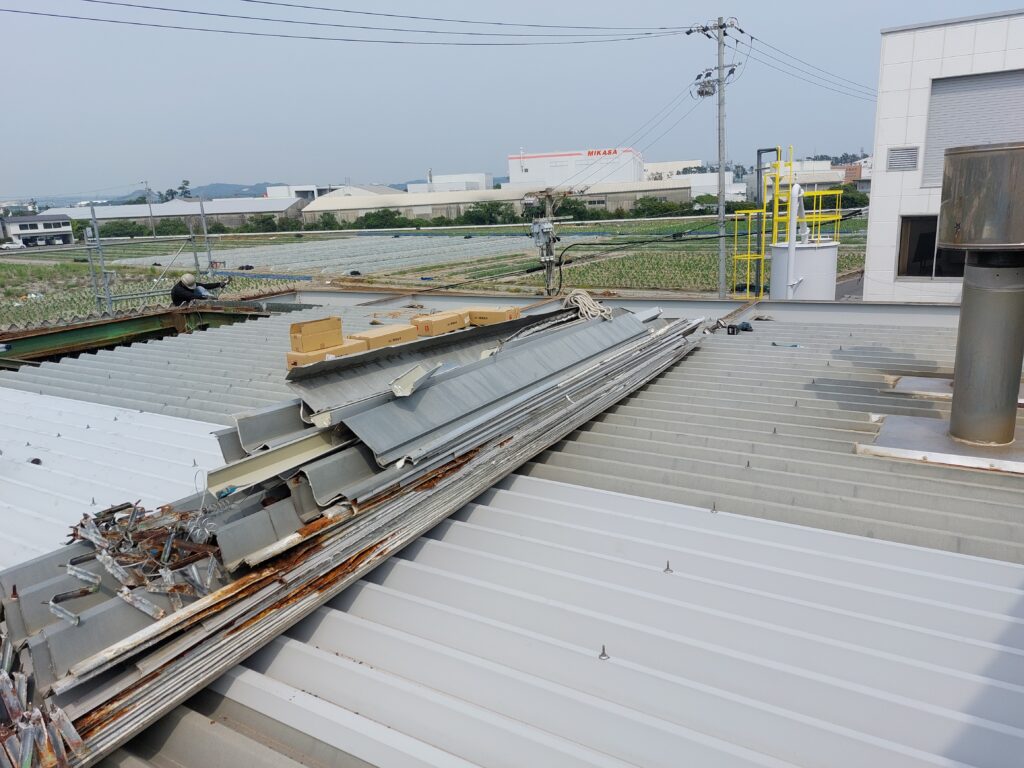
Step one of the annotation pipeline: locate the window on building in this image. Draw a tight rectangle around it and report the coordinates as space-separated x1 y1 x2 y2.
18 223 39 230
897 215 966 277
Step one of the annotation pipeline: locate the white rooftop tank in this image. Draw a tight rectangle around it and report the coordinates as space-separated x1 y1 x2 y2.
768 183 839 301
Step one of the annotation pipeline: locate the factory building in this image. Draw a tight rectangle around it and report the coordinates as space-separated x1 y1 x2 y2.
265 184 396 201
43 197 307 230
506 147 644 188
301 178 702 224
643 159 702 179
407 172 493 194
863 9 1024 302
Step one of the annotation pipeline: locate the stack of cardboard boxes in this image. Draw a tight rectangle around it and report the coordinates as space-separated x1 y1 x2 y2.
286 306 524 369
286 317 370 369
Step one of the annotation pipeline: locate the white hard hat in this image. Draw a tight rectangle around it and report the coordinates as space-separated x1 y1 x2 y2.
181 273 196 288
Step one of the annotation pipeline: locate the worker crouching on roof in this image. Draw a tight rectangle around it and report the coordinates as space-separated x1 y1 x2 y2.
171 273 230 306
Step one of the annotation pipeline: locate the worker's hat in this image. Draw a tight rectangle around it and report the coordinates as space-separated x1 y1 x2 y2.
181 273 196 288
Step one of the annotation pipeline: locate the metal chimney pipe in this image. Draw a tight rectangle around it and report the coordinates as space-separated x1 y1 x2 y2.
940 143 1024 445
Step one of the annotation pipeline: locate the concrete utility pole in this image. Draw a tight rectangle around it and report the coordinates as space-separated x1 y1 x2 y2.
689 17 739 299
716 16 727 299
530 190 558 295
141 180 156 238
198 197 213 271
89 203 112 313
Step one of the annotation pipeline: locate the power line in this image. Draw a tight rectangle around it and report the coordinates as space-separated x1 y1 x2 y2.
237 0 687 32
0 8 684 46
738 36 876 96
725 43 875 102
750 33 877 94
75 0 677 38
550 88 695 192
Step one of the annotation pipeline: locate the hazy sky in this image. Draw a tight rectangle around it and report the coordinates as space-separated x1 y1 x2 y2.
2 1 1016 198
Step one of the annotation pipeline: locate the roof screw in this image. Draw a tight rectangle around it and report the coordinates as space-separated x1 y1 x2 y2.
745 460 750 468
663 560 673 574
113 416 118 421
839 345 842 351
826 361 830 366
91 497 96 505
85 424 90 429
193 458 198 467
598 645 610 660
711 501 717 514
794 399 798 407
56 432 61 438
772 427 777 434
25 442 30 447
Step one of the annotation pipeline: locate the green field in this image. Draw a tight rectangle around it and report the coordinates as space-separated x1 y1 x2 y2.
0 262 297 328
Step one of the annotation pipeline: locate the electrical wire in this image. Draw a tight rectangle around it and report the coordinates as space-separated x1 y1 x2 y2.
237 0 688 32
75 0 680 38
725 42 875 101
0 8 684 45
738 35 876 96
749 33 877 94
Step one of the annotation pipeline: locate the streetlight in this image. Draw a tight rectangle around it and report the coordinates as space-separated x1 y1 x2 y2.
140 180 156 238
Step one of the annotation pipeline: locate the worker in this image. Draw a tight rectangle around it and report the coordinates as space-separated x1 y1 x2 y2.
171 273 229 306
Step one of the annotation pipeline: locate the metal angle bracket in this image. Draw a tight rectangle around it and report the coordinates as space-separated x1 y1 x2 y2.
116 588 166 621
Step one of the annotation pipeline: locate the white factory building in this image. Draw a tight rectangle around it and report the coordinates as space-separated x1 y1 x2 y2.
506 147 644 188
265 184 396 201
644 159 702 179
407 172 493 194
863 9 1024 302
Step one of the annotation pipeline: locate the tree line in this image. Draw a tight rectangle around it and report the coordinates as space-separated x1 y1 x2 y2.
83 185 867 239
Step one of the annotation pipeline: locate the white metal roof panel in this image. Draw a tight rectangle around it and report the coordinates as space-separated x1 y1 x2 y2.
189 473 1023 768
43 197 303 221
0 388 222 569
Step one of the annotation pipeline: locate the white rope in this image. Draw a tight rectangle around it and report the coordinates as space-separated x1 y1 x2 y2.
563 289 612 321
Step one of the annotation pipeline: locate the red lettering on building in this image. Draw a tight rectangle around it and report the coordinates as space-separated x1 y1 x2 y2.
586 149 619 157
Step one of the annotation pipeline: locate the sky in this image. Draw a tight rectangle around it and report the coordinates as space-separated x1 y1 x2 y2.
1 0 1018 199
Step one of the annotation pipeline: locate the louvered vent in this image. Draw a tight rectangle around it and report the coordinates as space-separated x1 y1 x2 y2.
887 146 919 172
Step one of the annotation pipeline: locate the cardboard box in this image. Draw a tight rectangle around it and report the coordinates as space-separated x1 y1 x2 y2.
412 311 466 337
286 338 369 369
467 306 521 326
349 324 418 350
290 316 343 352
326 337 369 358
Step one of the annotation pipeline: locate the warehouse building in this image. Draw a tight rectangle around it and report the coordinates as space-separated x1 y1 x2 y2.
407 171 493 194
265 184 397 200
301 177 701 224
863 9 1024 302
644 159 703 179
43 196 307 230
506 147 644 188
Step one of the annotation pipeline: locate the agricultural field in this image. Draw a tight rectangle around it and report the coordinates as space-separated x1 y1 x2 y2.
0 261 296 328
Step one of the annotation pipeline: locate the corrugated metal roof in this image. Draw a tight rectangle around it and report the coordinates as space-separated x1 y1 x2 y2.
0 388 222 569
4 302 1024 767
524 319 1024 562
0 305 423 425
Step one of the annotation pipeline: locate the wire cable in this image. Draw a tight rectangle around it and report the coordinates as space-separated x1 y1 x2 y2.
749 33 877 94
0 8 684 46
739 35 876 96
75 0 680 38
725 43 875 101
237 0 688 32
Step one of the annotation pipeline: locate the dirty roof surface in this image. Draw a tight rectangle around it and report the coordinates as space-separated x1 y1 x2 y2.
526 319 1024 563
0 305 424 425
97 474 1024 767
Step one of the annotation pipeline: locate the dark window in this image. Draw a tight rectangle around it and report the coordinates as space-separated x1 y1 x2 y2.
897 215 965 277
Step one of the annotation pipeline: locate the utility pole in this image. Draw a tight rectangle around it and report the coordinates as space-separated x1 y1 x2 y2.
530 189 558 295
89 203 112 313
198 197 213 271
716 17 727 299
688 17 739 299
141 180 156 238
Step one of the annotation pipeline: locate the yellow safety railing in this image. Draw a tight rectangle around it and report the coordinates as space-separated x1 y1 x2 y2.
730 145 793 299
801 189 844 242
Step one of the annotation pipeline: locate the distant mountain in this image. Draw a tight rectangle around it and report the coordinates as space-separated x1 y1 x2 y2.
104 182 285 203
